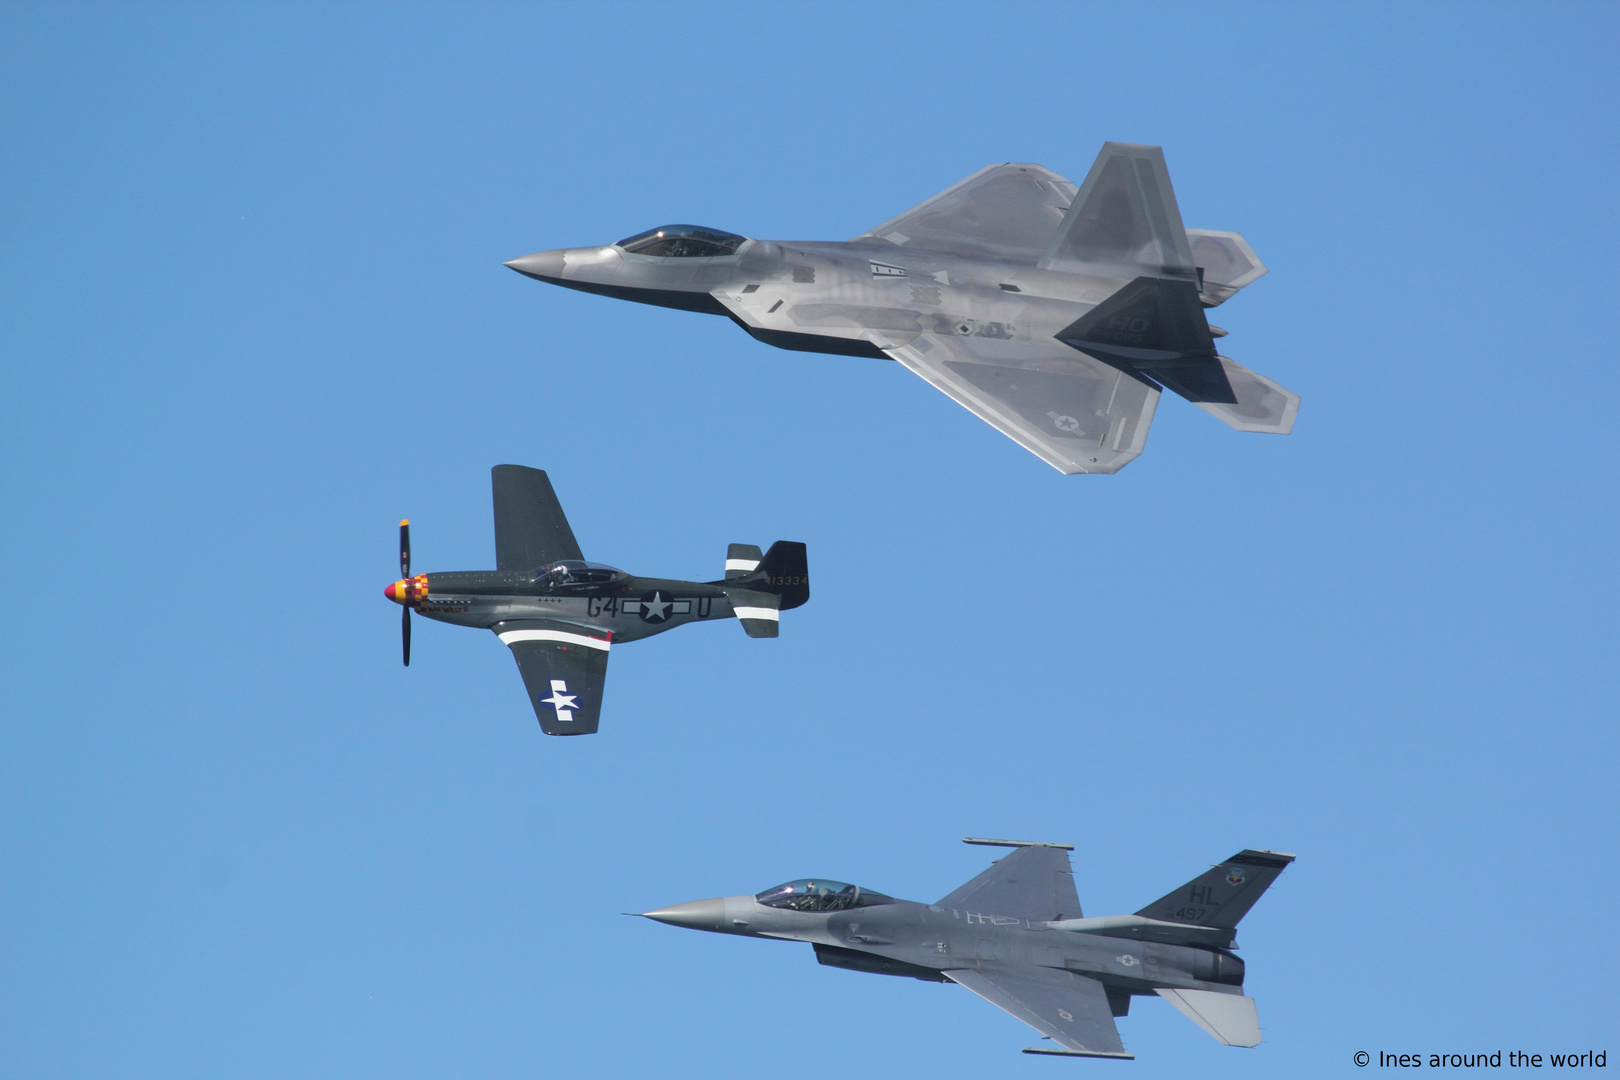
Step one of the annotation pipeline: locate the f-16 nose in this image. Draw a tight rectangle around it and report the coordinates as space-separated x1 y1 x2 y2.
504 249 566 280
641 898 728 932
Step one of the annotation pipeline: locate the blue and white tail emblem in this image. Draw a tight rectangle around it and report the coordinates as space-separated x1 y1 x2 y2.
540 679 578 723
1225 867 1246 886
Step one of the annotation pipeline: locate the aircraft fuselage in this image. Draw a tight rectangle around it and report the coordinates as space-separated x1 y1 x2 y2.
395 570 740 644
507 238 1137 362
645 891 1247 1004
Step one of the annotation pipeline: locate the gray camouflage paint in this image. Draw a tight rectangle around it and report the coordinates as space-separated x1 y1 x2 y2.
640 840 1295 1059
508 143 1298 474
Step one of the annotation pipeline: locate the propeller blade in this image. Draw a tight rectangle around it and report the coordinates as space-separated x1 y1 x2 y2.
399 519 411 579
402 605 411 667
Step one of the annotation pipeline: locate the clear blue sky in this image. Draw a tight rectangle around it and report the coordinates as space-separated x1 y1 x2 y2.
2 3 1615 1077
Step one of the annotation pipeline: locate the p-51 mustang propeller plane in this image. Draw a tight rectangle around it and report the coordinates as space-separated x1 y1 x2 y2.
638 838 1295 1060
385 465 808 735
507 142 1299 475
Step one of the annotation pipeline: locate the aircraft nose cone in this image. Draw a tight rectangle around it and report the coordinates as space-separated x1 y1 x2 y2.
504 249 566 280
385 580 404 604
641 898 728 932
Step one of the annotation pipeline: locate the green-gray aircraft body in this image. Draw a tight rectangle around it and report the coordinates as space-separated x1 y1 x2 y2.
386 465 807 735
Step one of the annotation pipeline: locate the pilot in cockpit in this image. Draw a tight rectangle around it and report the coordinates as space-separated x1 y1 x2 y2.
616 224 748 258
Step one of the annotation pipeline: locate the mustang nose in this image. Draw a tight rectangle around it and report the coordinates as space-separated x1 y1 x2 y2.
641 898 728 932
386 576 425 605
504 249 566 280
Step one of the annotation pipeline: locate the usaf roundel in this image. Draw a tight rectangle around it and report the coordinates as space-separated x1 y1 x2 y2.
1225 867 1246 887
636 590 675 623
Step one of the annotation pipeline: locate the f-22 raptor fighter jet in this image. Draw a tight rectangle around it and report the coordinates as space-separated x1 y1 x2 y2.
640 838 1294 1059
508 142 1298 474
385 465 808 735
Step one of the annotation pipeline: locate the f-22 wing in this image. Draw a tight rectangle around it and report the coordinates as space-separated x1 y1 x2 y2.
493 619 610 735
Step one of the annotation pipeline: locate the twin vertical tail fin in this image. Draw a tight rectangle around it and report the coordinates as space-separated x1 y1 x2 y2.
1045 142 1299 435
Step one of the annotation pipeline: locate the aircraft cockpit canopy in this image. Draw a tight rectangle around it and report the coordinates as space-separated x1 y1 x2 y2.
535 560 627 587
616 224 747 258
755 879 895 912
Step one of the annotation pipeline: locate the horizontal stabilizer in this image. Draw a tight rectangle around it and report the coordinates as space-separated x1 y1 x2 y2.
1187 229 1267 307
724 588 780 638
1156 989 1261 1047
724 543 762 580
1193 357 1299 434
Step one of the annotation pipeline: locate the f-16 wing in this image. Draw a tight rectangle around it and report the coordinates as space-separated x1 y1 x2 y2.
946 968 1132 1059
938 842 1082 922
855 163 1077 265
493 619 610 735
885 332 1160 474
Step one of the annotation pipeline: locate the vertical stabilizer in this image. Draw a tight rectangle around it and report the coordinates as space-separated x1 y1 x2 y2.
1134 850 1294 934
1040 143 1198 279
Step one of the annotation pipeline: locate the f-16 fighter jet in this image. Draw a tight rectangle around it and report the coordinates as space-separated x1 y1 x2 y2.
385 465 808 735
507 142 1298 474
639 838 1294 1059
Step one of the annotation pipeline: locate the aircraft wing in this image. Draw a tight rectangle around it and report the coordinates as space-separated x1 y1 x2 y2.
493 620 610 735
945 968 1132 1059
937 844 1082 922
884 332 1160 474
492 465 583 572
855 163 1077 265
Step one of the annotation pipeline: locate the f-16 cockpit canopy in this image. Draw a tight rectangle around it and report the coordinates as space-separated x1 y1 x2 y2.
755 879 895 912
616 224 747 258
535 560 627 587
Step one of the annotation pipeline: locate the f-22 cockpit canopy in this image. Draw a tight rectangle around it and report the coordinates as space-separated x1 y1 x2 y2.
616 224 748 258
535 559 627 588
755 879 895 912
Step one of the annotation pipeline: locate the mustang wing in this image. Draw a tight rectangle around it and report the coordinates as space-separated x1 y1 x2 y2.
855 163 1077 265
885 332 1160 474
946 968 1132 1059
493 619 610 735
492 465 582 572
